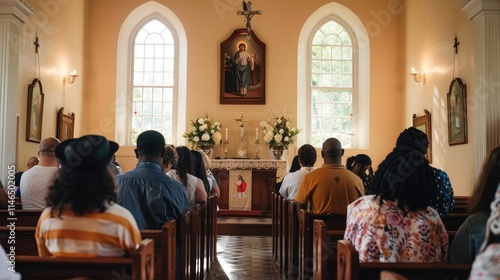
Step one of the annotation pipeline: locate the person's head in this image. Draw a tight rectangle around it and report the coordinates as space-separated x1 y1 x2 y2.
298 144 317 167
162 145 178 172
38 137 61 166
469 147 500 214
371 147 436 212
135 130 166 162
175 146 193 187
347 154 372 176
48 135 119 217
480 183 500 252
190 150 210 193
395 127 429 156
27 157 39 169
289 155 300 172
238 43 246 51
321 138 343 164
238 175 243 180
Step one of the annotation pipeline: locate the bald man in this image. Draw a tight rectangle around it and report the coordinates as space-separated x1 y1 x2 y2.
20 137 61 209
295 138 364 214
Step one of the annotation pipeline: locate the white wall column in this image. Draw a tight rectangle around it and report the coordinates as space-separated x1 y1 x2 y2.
462 0 500 178
0 0 33 184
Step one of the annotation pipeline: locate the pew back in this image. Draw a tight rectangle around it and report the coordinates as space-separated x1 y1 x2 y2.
0 209 42 227
15 238 155 280
140 220 176 280
337 240 471 280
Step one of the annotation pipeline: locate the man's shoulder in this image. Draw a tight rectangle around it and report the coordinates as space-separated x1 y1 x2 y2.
22 166 58 178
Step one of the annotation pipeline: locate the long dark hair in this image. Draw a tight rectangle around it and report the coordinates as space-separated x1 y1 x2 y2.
190 150 210 194
46 167 117 217
175 146 192 188
371 147 437 212
469 147 500 214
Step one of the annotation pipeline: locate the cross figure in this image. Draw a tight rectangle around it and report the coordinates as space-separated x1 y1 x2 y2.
453 36 460 54
236 1 262 37
34 36 40 54
234 112 251 141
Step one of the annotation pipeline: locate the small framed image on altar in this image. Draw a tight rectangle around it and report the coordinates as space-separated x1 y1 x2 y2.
228 170 252 210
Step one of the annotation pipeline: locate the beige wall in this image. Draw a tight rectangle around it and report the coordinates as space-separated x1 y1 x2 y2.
16 0 86 172
85 0 405 172
15 0 476 195
404 0 475 195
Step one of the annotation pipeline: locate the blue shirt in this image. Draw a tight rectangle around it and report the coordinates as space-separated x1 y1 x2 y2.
432 167 454 217
116 160 187 230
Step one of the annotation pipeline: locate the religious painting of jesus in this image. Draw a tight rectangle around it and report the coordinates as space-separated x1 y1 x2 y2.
220 29 265 105
447 78 468 145
228 169 252 210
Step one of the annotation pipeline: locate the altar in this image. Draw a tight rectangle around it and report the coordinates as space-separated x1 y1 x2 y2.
211 159 287 216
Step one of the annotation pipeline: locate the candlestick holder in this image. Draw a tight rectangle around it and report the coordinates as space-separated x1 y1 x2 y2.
254 139 260 159
223 140 229 159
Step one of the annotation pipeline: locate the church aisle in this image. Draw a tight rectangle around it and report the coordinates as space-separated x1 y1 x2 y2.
207 235 282 280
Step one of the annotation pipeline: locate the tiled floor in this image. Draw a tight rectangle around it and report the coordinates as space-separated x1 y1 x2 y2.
206 235 282 280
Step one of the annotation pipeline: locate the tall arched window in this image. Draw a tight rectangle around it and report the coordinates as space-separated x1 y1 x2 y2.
131 19 175 144
298 3 369 149
116 2 187 146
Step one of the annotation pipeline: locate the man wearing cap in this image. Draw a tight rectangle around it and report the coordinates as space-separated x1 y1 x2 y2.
20 137 61 209
116 130 187 230
295 138 364 214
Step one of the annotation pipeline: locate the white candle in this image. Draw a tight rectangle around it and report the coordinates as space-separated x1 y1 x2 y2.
255 128 258 140
225 128 228 140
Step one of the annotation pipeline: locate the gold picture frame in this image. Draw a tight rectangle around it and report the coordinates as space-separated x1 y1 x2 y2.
412 109 432 163
26 79 44 143
220 28 265 104
56 107 75 142
447 78 468 145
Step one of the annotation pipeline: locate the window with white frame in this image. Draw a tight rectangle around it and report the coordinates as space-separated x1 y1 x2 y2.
131 19 175 144
297 3 369 149
115 2 187 146
310 19 355 148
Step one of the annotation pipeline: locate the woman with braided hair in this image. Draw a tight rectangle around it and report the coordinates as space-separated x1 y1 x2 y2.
395 127 454 216
166 146 207 210
344 146 448 263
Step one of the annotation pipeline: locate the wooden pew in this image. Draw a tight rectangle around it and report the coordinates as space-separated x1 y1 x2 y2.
298 210 347 280
286 200 299 278
336 240 471 280
441 213 469 231
190 204 201 280
271 192 279 262
280 194 289 274
313 220 460 280
140 220 176 280
0 226 38 256
15 238 155 280
178 211 192 280
0 209 42 227
451 196 470 214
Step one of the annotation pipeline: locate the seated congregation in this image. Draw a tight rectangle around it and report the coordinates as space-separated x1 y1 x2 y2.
272 127 500 279
0 131 219 280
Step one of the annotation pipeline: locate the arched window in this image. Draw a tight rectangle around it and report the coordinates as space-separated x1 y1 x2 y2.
131 19 175 144
298 3 369 149
116 2 187 145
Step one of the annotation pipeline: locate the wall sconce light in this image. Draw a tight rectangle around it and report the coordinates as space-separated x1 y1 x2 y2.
64 70 79 85
410 68 426 84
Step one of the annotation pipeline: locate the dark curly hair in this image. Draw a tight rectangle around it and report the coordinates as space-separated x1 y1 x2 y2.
46 167 117 218
371 146 437 212
469 147 500 214
175 146 192 188
298 144 316 167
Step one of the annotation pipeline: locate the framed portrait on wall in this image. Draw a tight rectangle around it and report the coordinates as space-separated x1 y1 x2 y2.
26 78 44 143
220 28 265 105
447 78 468 145
56 107 75 142
412 109 432 163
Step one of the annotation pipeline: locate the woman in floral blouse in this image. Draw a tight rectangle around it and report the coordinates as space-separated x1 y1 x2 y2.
344 146 448 263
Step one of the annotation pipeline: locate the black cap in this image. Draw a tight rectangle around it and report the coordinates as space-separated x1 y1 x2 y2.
136 130 165 152
56 135 119 172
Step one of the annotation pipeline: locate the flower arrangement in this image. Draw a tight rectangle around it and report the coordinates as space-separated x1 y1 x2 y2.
260 116 301 148
183 115 222 148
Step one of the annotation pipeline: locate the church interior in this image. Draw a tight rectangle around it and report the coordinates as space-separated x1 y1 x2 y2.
1 0 499 278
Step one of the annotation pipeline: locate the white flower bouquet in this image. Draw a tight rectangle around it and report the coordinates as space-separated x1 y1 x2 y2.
183 115 222 148
260 116 301 148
